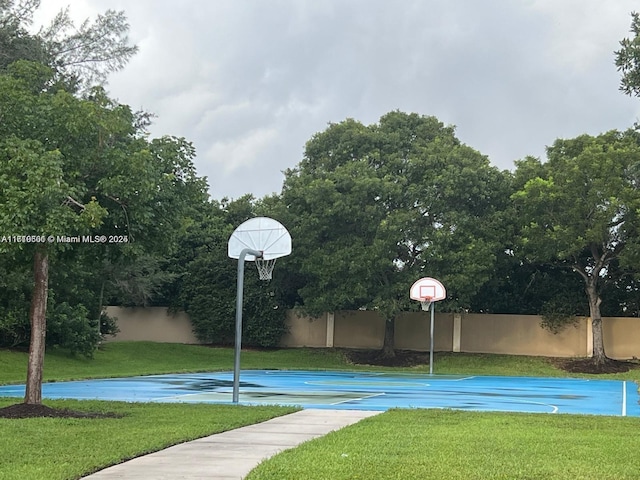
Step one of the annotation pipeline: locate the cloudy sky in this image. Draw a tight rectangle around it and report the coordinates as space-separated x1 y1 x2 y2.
33 1 640 201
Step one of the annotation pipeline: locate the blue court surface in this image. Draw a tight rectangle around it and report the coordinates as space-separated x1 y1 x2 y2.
0 370 638 416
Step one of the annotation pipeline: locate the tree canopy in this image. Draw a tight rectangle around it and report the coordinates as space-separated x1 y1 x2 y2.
0 0 208 404
512 130 640 364
165 196 289 348
0 59 208 402
280 111 511 355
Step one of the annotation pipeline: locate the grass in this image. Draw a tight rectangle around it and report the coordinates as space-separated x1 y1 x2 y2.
0 342 352 385
1 342 639 479
0 397 296 480
246 409 640 480
2 342 639 386
434 351 640 381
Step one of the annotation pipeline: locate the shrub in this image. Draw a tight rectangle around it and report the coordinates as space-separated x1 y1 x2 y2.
540 297 580 334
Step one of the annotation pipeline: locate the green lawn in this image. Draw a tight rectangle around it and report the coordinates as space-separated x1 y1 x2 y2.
1 342 639 480
2 342 638 386
0 342 352 385
0 398 296 480
247 409 640 480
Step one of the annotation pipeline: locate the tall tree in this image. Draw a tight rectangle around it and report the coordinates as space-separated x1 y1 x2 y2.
0 62 207 404
0 3 206 405
281 112 510 357
0 130 105 404
512 130 640 366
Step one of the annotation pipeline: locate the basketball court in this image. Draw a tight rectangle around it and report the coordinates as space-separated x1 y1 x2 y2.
0 370 637 417
3 222 635 418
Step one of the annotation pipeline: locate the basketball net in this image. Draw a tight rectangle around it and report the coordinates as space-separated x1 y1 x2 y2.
255 258 276 280
420 297 433 311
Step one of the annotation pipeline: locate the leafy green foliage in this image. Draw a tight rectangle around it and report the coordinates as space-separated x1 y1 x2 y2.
280 111 511 351
539 297 580 334
0 62 208 363
243 284 289 348
471 258 588 316
45 301 99 357
170 198 288 348
512 130 640 359
616 12 640 98
0 249 120 355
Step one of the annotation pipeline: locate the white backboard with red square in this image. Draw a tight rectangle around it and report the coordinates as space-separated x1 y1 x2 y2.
410 277 446 302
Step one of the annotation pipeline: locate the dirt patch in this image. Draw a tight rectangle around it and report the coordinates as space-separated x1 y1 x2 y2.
0 403 123 419
344 349 431 368
552 357 639 374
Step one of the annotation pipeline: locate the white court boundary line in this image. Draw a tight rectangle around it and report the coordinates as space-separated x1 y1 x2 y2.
447 376 476 382
622 381 627 417
331 392 386 406
522 400 559 414
303 381 431 387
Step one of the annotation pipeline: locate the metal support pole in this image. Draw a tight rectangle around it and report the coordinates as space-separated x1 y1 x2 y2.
429 302 435 375
233 248 262 404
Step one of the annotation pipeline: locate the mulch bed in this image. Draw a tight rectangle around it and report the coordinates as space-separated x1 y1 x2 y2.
0 403 122 419
344 349 431 368
551 357 638 374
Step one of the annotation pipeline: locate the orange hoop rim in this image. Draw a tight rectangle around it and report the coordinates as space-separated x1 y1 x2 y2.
420 296 433 311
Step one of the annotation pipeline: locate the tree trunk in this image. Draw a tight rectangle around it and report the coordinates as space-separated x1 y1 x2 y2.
382 317 395 358
25 248 49 405
586 283 607 365
98 278 106 337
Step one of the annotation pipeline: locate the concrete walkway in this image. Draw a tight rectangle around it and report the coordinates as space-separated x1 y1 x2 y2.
82 409 382 480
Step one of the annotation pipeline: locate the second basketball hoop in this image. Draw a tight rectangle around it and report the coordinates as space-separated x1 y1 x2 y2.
410 277 446 375
410 277 446 309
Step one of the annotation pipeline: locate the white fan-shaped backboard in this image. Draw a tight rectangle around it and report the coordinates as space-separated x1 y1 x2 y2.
228 217 292 261
410 277 446 302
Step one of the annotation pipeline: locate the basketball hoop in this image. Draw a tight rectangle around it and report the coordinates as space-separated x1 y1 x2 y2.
255 257 276 280
228 217 292 283
420 297 433 311
228 217 292 403
410 277 446 376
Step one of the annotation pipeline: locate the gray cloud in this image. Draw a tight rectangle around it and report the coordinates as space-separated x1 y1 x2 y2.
34 0 640 199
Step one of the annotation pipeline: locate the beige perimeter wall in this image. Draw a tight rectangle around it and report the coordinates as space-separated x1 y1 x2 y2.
105 306 200 344
106 307 640 359
460 314 589 357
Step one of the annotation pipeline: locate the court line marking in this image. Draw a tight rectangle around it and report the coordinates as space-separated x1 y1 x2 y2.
522 400 559 414
331 392 386 406
448 376 476 382
303 381 431 387
623 381 627 417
